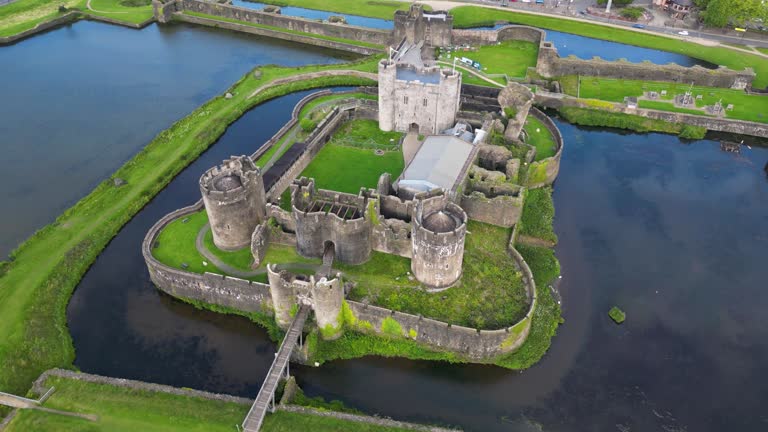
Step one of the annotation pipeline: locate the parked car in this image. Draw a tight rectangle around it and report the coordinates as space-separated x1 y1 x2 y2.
535 0 544 3
678 30 689 36
632 24 646 29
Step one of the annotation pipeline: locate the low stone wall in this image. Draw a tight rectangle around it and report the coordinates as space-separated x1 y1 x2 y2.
452 25 543 46
460 192 523 227
0 12 79 45
453 25 755 89
141 201 274 314
174 13 381 55
524 107 564 188
31 369 252 404
535 90 768 138
169 0 390 47
346 231 537 360
278 405 462 432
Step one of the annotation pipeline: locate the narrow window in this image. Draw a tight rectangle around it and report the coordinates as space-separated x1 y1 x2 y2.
403 96 408 104
423 98 428 107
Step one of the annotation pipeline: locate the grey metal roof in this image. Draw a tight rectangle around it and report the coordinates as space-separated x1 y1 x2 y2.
398 136 474 192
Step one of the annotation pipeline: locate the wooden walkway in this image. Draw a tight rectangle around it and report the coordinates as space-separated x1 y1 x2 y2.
242 305 309 432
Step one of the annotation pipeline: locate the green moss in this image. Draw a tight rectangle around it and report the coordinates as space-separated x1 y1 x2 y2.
500 317 528 349
519 187 557 243
609 306 626 324
340 301 356 327
380 316 403 337
346 221 529 329
320 323 342 339
408 328 417 339
289 303 299 318
558 106 699 137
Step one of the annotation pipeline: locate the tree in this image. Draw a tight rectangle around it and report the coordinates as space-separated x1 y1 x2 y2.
621 6 645 20
700 0 768 27
597 0 634 6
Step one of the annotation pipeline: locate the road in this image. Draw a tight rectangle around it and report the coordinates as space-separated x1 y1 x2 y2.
415 0 768 49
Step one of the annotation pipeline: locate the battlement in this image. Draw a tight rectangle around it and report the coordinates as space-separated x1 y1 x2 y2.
411 194 467 289
200 156 266 251
200 156 263 202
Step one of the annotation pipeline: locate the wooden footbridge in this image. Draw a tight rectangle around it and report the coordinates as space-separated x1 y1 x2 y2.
241 305 310 432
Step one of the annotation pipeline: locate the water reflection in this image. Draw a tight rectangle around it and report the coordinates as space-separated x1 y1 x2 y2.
0 20 349 256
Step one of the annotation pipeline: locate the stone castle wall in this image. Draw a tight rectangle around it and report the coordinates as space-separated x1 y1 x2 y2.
535 90 768 138
454 25 755 89
393 5 453 47
524 107 564 188
168 0 390 48
142 201 274 315
378 60 462 135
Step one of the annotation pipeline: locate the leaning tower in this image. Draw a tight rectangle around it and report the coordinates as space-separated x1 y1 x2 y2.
199 156 266 251
411 196 468 290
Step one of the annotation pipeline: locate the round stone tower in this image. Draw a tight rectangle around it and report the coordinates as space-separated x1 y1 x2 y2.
267 264 297 329
312 275 344 340
377 59 397 132
200 156 266 251
411 202 467 289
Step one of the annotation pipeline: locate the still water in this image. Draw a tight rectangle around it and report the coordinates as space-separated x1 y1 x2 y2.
0 20 348 257
230 0 394 29
67 85 768 431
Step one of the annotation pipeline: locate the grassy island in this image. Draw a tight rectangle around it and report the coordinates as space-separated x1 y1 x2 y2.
0 58 379 398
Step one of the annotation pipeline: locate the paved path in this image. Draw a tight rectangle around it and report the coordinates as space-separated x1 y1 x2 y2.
401 132 422 166
86 0 130 14
411 0 768 50
436 61 506 88
242 305 310 432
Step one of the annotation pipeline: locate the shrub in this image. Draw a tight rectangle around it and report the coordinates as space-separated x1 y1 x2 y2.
679 124 707 139
300 117 317 133
620 6 645 20
609 306 626 324
381 316 403 337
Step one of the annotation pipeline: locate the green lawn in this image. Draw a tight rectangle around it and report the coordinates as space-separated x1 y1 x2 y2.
0 0 81 37
85 0 153 24
450 6 768 89
152 210 224 275
182 11 384 49
519 187 557 243
4 374 414 432
522 116 557 161
203 230 254 269
299 120 404 193
0 57 378 398
439 40 538 79
569 77 768 123
347 221 529 329
256 0 422 20
311 241 562 370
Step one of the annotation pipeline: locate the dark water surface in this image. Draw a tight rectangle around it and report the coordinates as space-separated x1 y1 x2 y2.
67 85 768 431
0 20 348 257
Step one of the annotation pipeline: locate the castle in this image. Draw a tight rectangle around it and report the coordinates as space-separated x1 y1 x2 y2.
145 4 563 358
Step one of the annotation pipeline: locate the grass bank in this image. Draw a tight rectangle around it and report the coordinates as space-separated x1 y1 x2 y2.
4 374 415 431
310 241 562 370
557 106 707 139
450 6 768 88
0 0 153 38
563 76 768 123
0 57 378 397
347 221 529 329
519 187 557 243
0 0 81 37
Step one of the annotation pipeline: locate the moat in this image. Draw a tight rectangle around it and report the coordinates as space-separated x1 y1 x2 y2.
2 14 768 432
